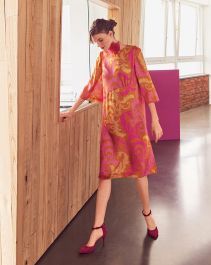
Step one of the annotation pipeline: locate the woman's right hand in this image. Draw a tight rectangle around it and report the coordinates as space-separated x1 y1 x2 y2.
60 97 85 122
60 108 75 122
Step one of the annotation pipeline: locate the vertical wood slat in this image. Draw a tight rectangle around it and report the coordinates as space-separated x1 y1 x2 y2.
57 122 70 234
67 116 75 220
78 112 84 209
108 8 121 42
82 111 88 203
73 112 80 212
84 110 91 200
30 0 43 262
20 0 34 264
0 1 18 265
37 0 48 257
17 0 26 263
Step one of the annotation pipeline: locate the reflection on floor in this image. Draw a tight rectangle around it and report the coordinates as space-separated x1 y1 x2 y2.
36 105 211 265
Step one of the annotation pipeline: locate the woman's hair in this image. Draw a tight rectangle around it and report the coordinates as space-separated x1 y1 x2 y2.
89 18 117 42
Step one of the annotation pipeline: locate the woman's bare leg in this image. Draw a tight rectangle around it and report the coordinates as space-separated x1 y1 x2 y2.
135 176 156 229
86 178 111 246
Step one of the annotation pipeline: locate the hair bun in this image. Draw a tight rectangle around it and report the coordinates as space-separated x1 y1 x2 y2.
108 19 117 30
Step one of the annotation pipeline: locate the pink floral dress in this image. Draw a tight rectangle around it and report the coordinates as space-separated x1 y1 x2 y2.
80 45 159 179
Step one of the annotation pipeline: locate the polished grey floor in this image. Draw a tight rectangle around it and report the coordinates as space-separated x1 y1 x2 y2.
36 105 211 265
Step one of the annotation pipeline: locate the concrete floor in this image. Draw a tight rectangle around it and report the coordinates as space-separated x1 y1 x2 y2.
36 105 211 265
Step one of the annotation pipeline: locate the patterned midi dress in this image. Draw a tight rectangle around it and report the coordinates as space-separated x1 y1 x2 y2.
79 45 159 179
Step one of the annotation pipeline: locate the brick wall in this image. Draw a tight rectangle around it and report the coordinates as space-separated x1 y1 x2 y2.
180 75 209 112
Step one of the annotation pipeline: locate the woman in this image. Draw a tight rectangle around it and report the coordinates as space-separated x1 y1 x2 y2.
60 18 163 254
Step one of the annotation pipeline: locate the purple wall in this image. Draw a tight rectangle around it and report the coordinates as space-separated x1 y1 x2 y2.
146 70 180 141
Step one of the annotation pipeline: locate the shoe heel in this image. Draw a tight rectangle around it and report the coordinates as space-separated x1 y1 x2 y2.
79 223 107 254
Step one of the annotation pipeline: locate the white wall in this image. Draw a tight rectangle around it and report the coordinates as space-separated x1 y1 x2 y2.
203 0 211 103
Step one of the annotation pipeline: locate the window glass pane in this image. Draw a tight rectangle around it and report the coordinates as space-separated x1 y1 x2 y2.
147 63 175 70
196 7 203 55
61 4 71 63
178 62 203 76
60 0 90 108
89 2 108 73
166 2 175 56
143 0 166 57
179 3 197 56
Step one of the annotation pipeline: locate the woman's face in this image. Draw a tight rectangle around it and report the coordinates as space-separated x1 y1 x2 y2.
92 31 114 51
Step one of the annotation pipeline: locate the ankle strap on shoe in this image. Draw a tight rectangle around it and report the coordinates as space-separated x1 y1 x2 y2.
92 223 104 230
142 209 152 217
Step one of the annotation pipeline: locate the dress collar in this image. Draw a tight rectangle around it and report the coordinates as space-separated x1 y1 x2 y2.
108 41 120 54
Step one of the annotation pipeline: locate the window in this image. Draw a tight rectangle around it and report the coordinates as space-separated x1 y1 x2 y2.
60 0 108 110
60 0 90 109
143 0 166 57
141 0 204 77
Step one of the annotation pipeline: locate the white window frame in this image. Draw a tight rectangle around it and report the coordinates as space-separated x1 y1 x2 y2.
140 0 204 77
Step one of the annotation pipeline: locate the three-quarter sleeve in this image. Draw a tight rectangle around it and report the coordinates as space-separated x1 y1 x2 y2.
79 52 103 103
134 47 159 104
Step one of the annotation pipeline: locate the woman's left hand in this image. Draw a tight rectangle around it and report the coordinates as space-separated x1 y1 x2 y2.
151 119 163 143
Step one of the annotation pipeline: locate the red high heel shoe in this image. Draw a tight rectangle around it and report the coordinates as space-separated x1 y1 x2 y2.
142 209 158 240
79 223 107 254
